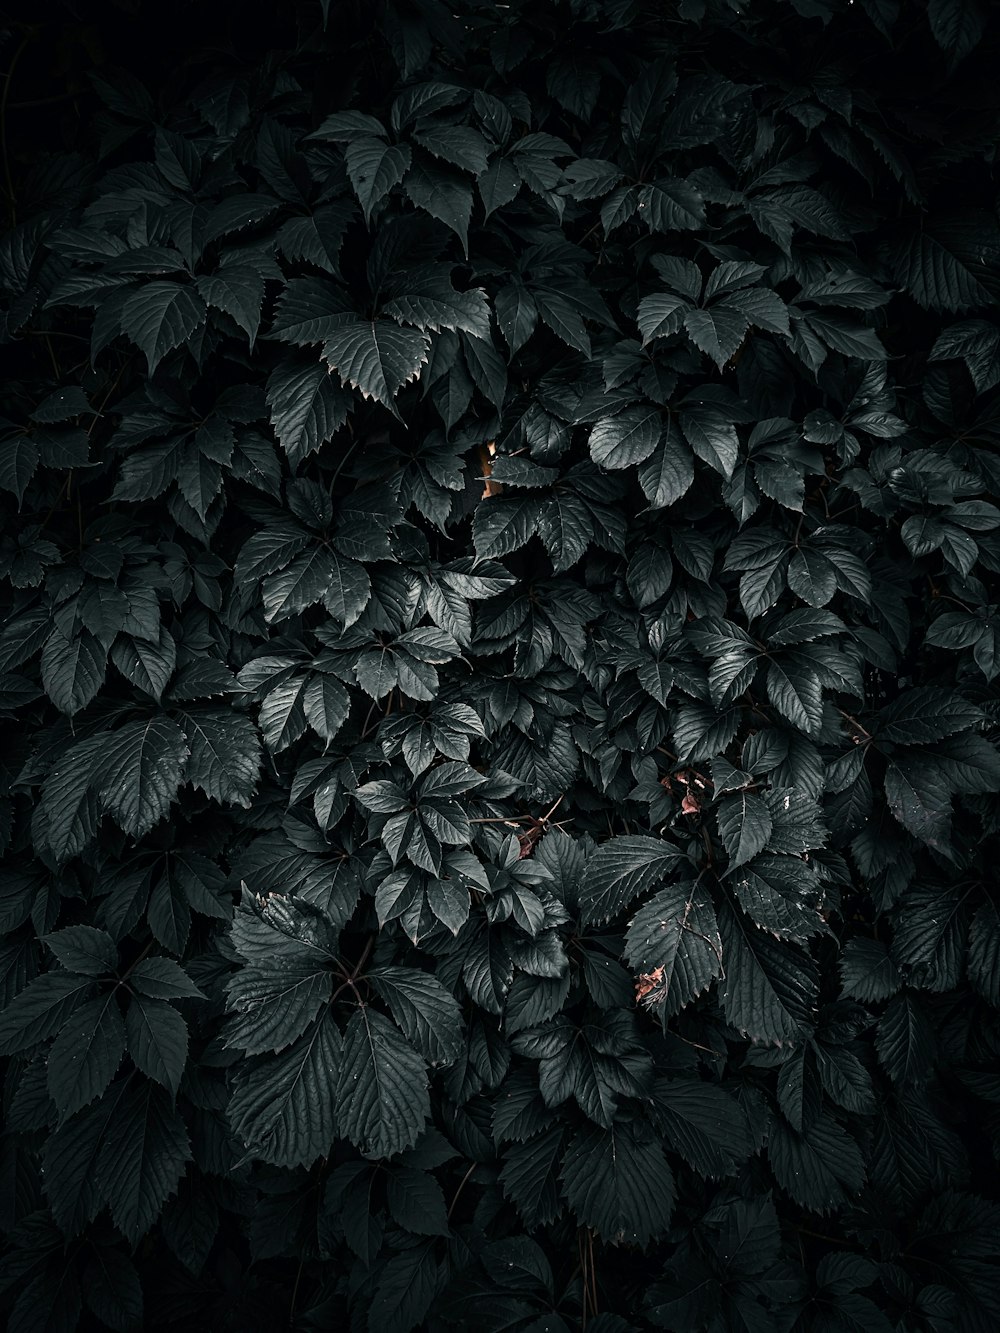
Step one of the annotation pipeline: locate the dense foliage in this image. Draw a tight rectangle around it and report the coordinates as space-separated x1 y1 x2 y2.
2 0 1000 1328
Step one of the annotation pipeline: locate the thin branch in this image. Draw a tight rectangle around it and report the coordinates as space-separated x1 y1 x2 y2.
836 707 872 743
540 793 565 823
8 91 79 110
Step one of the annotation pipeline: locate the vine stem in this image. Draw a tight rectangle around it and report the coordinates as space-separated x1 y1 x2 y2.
934 592 976 613
329 975 365 1007
288 1256 304 1326
579 1230 590 1329
328 431 360 494
446 1161 477 1220
330 936 376 1006
1 31 31 224
89 362 130 431
796 1224 852 1246
577 1227 599 1325
588 1228 599 1318
348 935 374 980
117 940 155 988
675 1034 721 1056
359 698 380 738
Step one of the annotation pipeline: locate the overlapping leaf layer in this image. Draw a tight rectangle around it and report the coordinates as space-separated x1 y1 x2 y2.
2 1 1000 1328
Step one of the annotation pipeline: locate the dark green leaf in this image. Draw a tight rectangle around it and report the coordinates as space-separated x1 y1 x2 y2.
625 881 722 1015
43 926 117 977
579 836 684 926
229 1014 342 1167
96 1080 191 1242
267 356 351 462
0 972 96 1056
323 319 430 410
125 994 188 1094
717 792 773 868
369 966 464 1066
336 1006 430 1158
122 282 207 373
560 1121 675 1245
0 435 38 505
719 902 818 1045
46 994 126 1118
346 138 411 221
181 709 261 808
40 629 106 717
95 717 190 838
589 407 661 469
386 1165 450 1236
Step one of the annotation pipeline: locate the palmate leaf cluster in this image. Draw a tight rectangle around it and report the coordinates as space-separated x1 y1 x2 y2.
2 0 1000 1328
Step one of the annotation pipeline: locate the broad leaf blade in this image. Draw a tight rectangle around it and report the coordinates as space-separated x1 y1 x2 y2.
625 881 722 1016
96 1081 191 1243
336 1006 430 1159
579 836 683 926
46 994 126 1118
323 319 430 410
95 717 190 838
560 1121 675 1245
122 282 207 373
229 1014 342 1168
